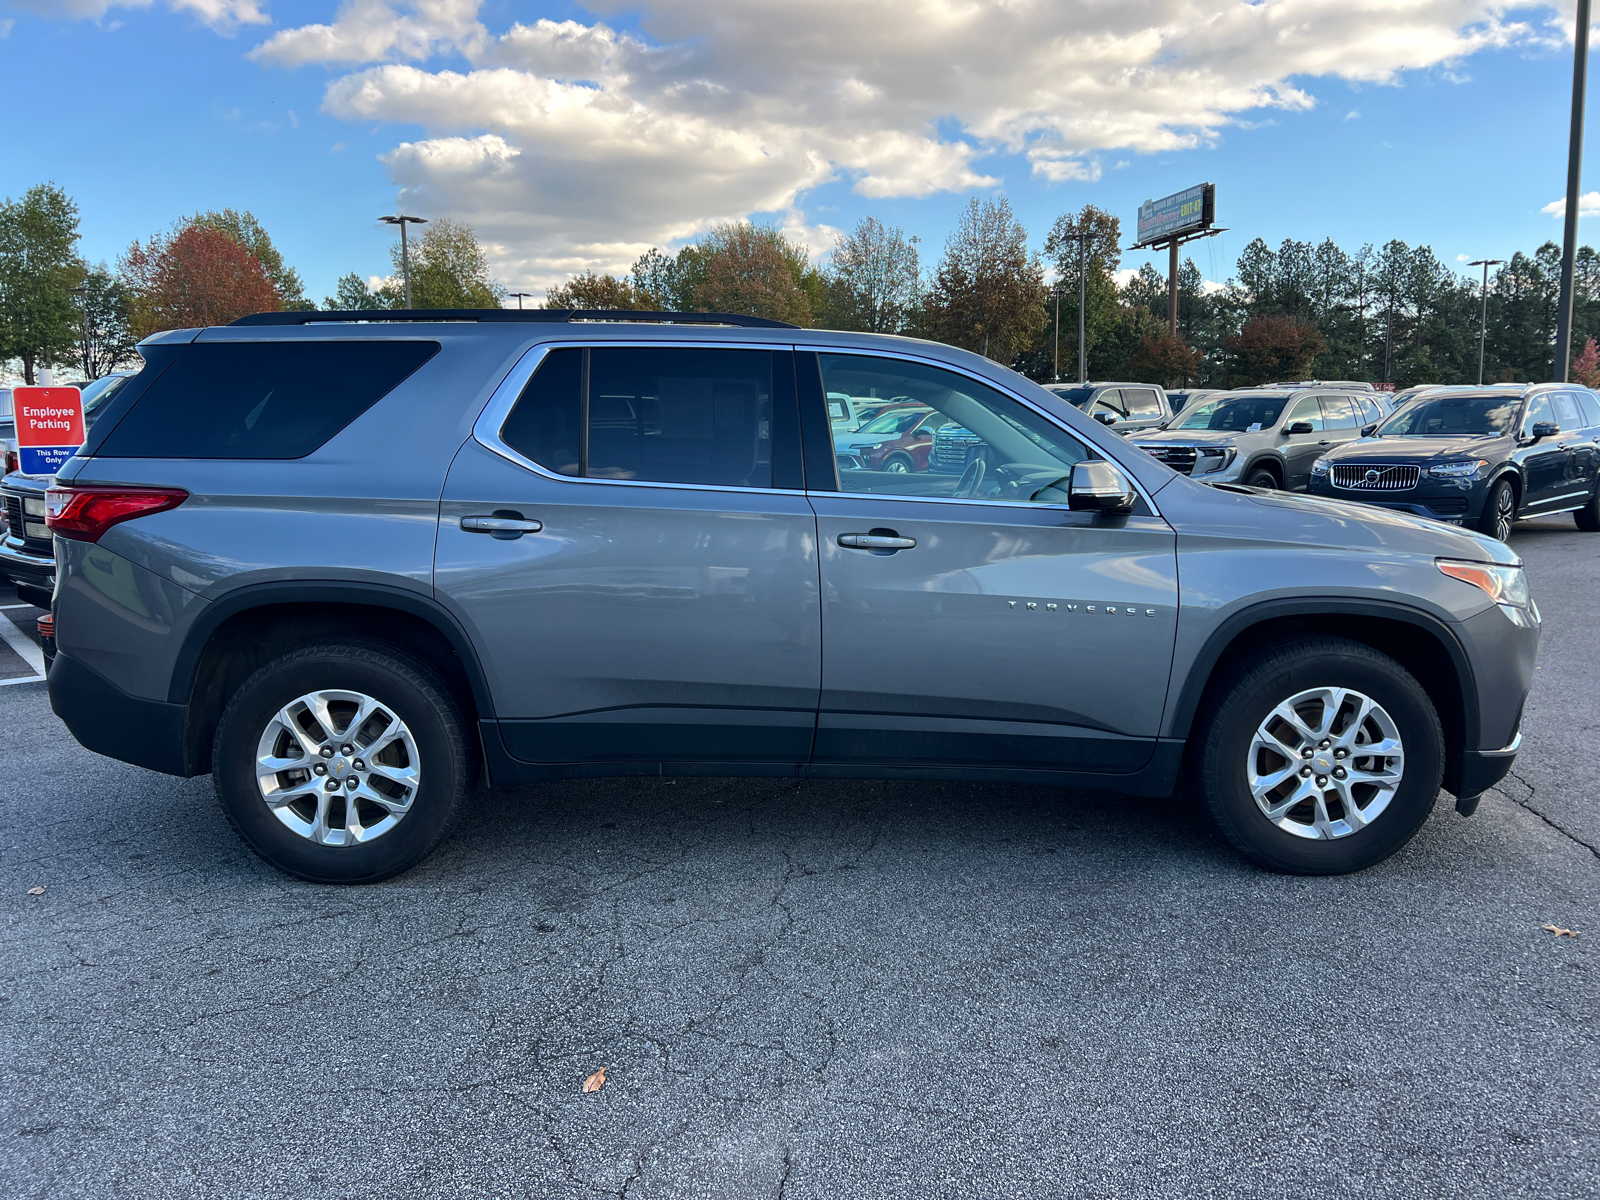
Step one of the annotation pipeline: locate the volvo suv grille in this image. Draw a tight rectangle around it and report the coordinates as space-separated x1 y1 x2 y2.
1331 463 1420 491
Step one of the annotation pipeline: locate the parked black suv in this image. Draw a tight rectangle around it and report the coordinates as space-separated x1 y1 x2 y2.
1308 384 1600 539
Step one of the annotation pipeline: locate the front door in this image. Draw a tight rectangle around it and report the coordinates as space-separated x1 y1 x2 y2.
1279 394 1328 489
1517 392 1575 515
435 343 821 765
807 351 1179 774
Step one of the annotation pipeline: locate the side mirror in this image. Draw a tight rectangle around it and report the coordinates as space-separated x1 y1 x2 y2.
914 428 932 439
1068 460 1138 515
1094 410 1119 425
1529 421 1560 443
1286 421 1316 435
1360 424 1377 437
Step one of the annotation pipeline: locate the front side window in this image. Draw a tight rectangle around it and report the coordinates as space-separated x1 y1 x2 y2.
818 354 1090 503
1091 389 1129 419
500 346 777 489
1283 396 1325 432
1521 394 1555 436
1554 393 1583 427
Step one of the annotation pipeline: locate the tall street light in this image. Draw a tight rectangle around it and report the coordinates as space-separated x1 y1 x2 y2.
1055 231 1093 383
379 214 427 309
1554 0 1591 381
1468 259 1505 386
1050 285 1063 381
507 291 533 310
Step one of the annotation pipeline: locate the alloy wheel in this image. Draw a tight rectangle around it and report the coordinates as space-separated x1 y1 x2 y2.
1247 686 1405 840
254 689 421 846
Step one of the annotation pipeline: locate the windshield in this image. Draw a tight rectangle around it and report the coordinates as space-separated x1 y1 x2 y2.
1046 386 1094 408
1173 394 1290 432
855 407 930 436
1377 394 1519 437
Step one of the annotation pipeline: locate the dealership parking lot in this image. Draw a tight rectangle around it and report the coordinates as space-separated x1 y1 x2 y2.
1 516 1595 1200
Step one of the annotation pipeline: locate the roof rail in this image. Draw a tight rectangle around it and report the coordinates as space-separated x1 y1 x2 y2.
228 308 798 330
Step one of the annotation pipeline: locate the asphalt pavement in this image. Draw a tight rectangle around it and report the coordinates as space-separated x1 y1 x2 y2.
1 516 1596 1199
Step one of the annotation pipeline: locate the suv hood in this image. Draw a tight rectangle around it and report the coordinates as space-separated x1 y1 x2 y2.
1327 435 1511 464
1160 475 1520 565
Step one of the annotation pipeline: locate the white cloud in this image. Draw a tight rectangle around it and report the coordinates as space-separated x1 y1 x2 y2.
0 17 13 34
1542 191 1600 217
11 0 264 31
239 0 1545 287
1345 109 1361 120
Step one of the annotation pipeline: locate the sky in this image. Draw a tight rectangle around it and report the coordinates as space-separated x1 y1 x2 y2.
1 0 1596 304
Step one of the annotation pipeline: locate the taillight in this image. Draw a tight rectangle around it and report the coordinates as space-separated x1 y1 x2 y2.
45 486 188 542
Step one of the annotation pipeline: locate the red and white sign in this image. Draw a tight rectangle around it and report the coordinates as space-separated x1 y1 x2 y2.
14 385 85 474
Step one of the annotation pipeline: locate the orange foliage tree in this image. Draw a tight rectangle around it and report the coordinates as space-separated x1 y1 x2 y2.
122 222 281 338
1223 315 1328 386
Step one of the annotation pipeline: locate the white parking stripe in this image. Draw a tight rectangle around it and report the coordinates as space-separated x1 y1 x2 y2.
0 673 45 686
0 612 46 679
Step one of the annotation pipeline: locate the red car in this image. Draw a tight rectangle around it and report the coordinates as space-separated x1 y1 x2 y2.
841 406 942 473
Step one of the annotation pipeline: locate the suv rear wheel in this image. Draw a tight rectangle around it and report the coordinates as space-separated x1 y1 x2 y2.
1197 637 1444 875
213 642 472 883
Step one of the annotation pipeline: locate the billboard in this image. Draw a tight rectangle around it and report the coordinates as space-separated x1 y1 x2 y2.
14 385 85 475
1136 183 1216 246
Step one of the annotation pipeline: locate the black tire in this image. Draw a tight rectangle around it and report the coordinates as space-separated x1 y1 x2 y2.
882 453 914 474
212 642 472 884
1575 485 1600 532
1196 637 1444 875
1244 466 1280 489
1476 476 1516 541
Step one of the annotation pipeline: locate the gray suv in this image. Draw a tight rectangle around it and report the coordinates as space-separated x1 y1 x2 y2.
45 310 1537 883
1134 388 1392 489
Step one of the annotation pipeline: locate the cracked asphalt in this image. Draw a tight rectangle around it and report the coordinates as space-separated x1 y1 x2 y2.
2 515 1596 1199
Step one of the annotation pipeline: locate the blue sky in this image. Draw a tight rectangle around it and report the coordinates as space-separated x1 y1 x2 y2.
0 1 1591 301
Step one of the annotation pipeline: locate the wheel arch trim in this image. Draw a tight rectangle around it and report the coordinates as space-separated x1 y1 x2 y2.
1166 596 1479 749
167 581 496 717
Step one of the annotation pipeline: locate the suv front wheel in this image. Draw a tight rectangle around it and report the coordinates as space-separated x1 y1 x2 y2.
1197 638 1444 874
213 642 473 883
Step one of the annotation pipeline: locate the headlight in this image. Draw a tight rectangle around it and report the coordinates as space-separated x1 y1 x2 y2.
863 444 884 452
1429 459 1488 478
1436 558 1538 627
1192 448 1236 475
1311 457 1331 475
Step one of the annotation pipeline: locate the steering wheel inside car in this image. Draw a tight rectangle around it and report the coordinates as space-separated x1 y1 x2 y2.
954 457 987 498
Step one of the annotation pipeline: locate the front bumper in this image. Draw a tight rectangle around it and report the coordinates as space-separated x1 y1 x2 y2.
0 537 55 592
1309 473 1486 524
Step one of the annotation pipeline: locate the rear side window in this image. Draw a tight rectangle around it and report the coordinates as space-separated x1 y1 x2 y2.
501 346 780 489
1577 391 1600 428
1121 388 1163 419
1319 394 1360 429
95 340 439 459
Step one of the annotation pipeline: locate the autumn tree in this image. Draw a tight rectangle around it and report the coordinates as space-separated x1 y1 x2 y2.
821 216 920 333
544 270 657 310
0 182 85 383
920 197 1046 361
1223 315 1328 386
193 209 308 308
375 218 503 309
1573 336 1600 387
121 222 281 338
1130 331 1205 387
680 222 816 325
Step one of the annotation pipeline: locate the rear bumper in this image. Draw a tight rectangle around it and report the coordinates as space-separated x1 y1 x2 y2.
48 650 194 777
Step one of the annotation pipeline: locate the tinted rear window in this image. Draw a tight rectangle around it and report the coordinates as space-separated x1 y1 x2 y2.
95 340 439 459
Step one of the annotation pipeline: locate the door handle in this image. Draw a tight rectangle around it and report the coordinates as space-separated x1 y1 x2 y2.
461 515 543 538
1317 440 1332 446
838 532 916 551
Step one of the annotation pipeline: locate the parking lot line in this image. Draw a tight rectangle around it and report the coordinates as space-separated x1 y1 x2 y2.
0 610 46 680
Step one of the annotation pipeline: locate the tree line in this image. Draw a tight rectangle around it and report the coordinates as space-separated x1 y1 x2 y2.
7 176 1600 389
0 182 502 382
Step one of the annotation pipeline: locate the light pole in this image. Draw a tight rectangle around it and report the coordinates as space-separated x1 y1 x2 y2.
1468 259 1505 385
1555 0 1591 381
69 283 90 380
1058 232 1091 383
379 214 427 309
507 291 533 310
1051 286 1063 381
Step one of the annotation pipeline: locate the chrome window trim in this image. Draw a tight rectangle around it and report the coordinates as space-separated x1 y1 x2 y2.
805 343 1162 518
470 339 805 497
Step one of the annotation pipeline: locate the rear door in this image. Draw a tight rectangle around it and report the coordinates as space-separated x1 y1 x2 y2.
807 350 1178 775
435 342 821 767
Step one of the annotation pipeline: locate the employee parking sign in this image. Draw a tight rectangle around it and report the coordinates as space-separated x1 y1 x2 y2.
14 385 86 475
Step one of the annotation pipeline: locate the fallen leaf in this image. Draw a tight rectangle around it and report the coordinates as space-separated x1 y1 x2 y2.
582 1066 608 1093
1541 924 1580 938
26 886 45 896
